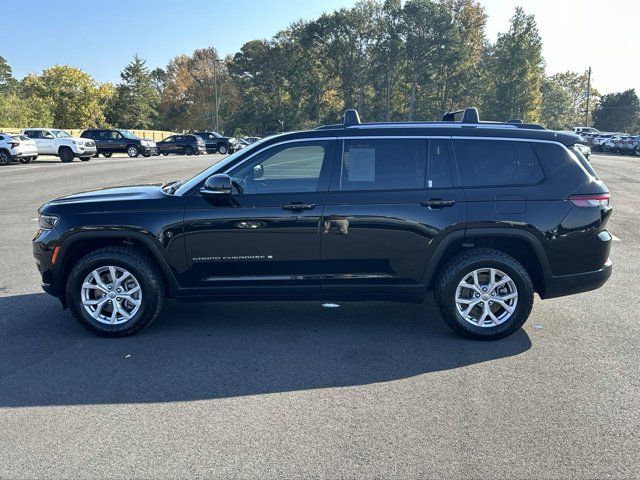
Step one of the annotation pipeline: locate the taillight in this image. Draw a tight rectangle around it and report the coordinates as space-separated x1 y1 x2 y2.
569 193 610 208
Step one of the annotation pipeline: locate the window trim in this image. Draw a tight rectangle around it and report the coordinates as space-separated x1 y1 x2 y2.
182 135 567 196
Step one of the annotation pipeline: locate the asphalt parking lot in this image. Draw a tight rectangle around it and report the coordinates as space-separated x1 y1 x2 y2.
0 153 638 478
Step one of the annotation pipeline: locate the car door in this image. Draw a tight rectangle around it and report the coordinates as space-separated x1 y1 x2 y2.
320 137 466 296
182 139 335 293
39 130 56 154
109 131 127 152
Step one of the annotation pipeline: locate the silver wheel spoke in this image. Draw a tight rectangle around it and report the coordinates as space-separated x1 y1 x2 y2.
81 266 142 325
455 267 519 328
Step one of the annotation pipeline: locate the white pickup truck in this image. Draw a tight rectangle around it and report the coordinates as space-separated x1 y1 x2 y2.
21 128 97 162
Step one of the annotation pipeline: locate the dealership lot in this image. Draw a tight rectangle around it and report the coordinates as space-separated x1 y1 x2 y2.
0 153 638 478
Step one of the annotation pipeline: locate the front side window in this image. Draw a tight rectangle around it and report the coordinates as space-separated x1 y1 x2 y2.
453 140 544 187
109 131 123 139
228 141 331 194
338 139 428 191
52 129 71 138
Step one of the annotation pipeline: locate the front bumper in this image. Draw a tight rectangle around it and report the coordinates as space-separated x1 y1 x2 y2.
542 259 612 299
142 146 159 155
76 146 97 157
32 229 60 298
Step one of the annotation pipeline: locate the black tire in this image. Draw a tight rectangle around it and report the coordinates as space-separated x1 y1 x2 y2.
183 146 194 156
434 248 534 340
217 144 228 155
103 152 113 158
59 147 74 163
127 145 140 157
0 150 11 165
19 157 31 164
142 152 151 157
79 157 91 162
66 247 165 337
162 152 169 156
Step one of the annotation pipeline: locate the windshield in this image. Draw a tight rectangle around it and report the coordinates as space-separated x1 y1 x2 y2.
174 137 271 195
121 130 138 139
52 129 71 138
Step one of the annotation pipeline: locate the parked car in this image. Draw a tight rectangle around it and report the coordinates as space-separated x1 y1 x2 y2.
0 133 36 165
591 133 615 151
233 138 250 151
602 134 631 153
80 129 158 158
33 107 612 340
573 127 599 136
191 131 234 154
22 128 96 162
157 134 206 156
574 142 591 159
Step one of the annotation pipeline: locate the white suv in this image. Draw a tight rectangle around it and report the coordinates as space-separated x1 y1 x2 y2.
0 133 38 165
21 128 97 162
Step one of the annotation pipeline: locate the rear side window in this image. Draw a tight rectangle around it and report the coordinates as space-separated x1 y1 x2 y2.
453 140 544 187
339 139 428 191
24 130 42 139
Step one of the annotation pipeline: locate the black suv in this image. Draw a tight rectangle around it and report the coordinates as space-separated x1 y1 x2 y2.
157 135 206 156
192 131 233 154
81 129 159 158
33 108 612 340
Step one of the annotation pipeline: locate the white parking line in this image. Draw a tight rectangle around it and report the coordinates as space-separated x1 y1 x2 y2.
611 234 621 242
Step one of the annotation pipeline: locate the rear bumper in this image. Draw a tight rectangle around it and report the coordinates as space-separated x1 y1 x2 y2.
11 148 38 158
541 259 612 299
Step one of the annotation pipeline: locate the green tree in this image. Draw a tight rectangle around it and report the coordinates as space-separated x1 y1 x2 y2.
0 92 53 127
540 77 572 129
593 89 640 133
21 66 109 128
107 55 159 129
0 56 17 93
483 7 544 122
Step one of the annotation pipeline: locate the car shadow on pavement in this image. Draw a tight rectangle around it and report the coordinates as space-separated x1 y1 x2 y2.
0 293 531 407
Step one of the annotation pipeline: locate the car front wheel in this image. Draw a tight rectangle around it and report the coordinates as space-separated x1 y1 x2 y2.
127 146 140 157
59 148 74 163
217 145 228 154
435 248 534 340
66 247 165 337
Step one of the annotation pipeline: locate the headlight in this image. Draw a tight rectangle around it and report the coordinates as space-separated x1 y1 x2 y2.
39 213 59 230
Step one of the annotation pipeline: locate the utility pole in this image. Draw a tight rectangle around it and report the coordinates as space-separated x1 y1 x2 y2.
585 67 591 126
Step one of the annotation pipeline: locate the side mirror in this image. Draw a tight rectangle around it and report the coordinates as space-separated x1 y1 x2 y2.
252 164 264 179
201 174 232 196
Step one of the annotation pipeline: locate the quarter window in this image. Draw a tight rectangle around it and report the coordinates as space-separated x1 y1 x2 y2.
453 140 544 187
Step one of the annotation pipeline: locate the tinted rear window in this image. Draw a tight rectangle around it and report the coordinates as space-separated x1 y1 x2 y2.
453 140 544 187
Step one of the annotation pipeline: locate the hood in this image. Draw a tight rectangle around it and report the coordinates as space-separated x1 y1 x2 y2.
46 184 166 207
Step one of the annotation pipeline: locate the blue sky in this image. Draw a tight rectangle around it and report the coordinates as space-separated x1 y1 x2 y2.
3 0 638 95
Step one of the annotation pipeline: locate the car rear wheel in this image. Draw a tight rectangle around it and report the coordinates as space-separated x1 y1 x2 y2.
217 145 228 154
79 157 91 162
66 247 165 337
435 248 534 340
102 152 113 158
59 147 74 163
183 146 194 156
0 151 11 165
142 153 151 157
162 152 169 156
127 145 140 157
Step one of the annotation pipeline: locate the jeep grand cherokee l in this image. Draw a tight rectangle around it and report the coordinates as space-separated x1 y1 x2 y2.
33 108 612 340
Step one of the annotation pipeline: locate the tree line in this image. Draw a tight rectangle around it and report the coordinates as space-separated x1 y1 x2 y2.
1 0 639 135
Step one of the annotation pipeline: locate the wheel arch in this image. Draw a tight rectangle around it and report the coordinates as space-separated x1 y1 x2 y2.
54 230 180 305
424 228 551 294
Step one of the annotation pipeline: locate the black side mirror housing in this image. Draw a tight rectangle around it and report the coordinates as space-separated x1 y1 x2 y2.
201 174 232 196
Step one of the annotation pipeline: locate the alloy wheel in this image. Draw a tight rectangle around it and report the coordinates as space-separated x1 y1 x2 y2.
455 268 518 327
81 266 142 325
